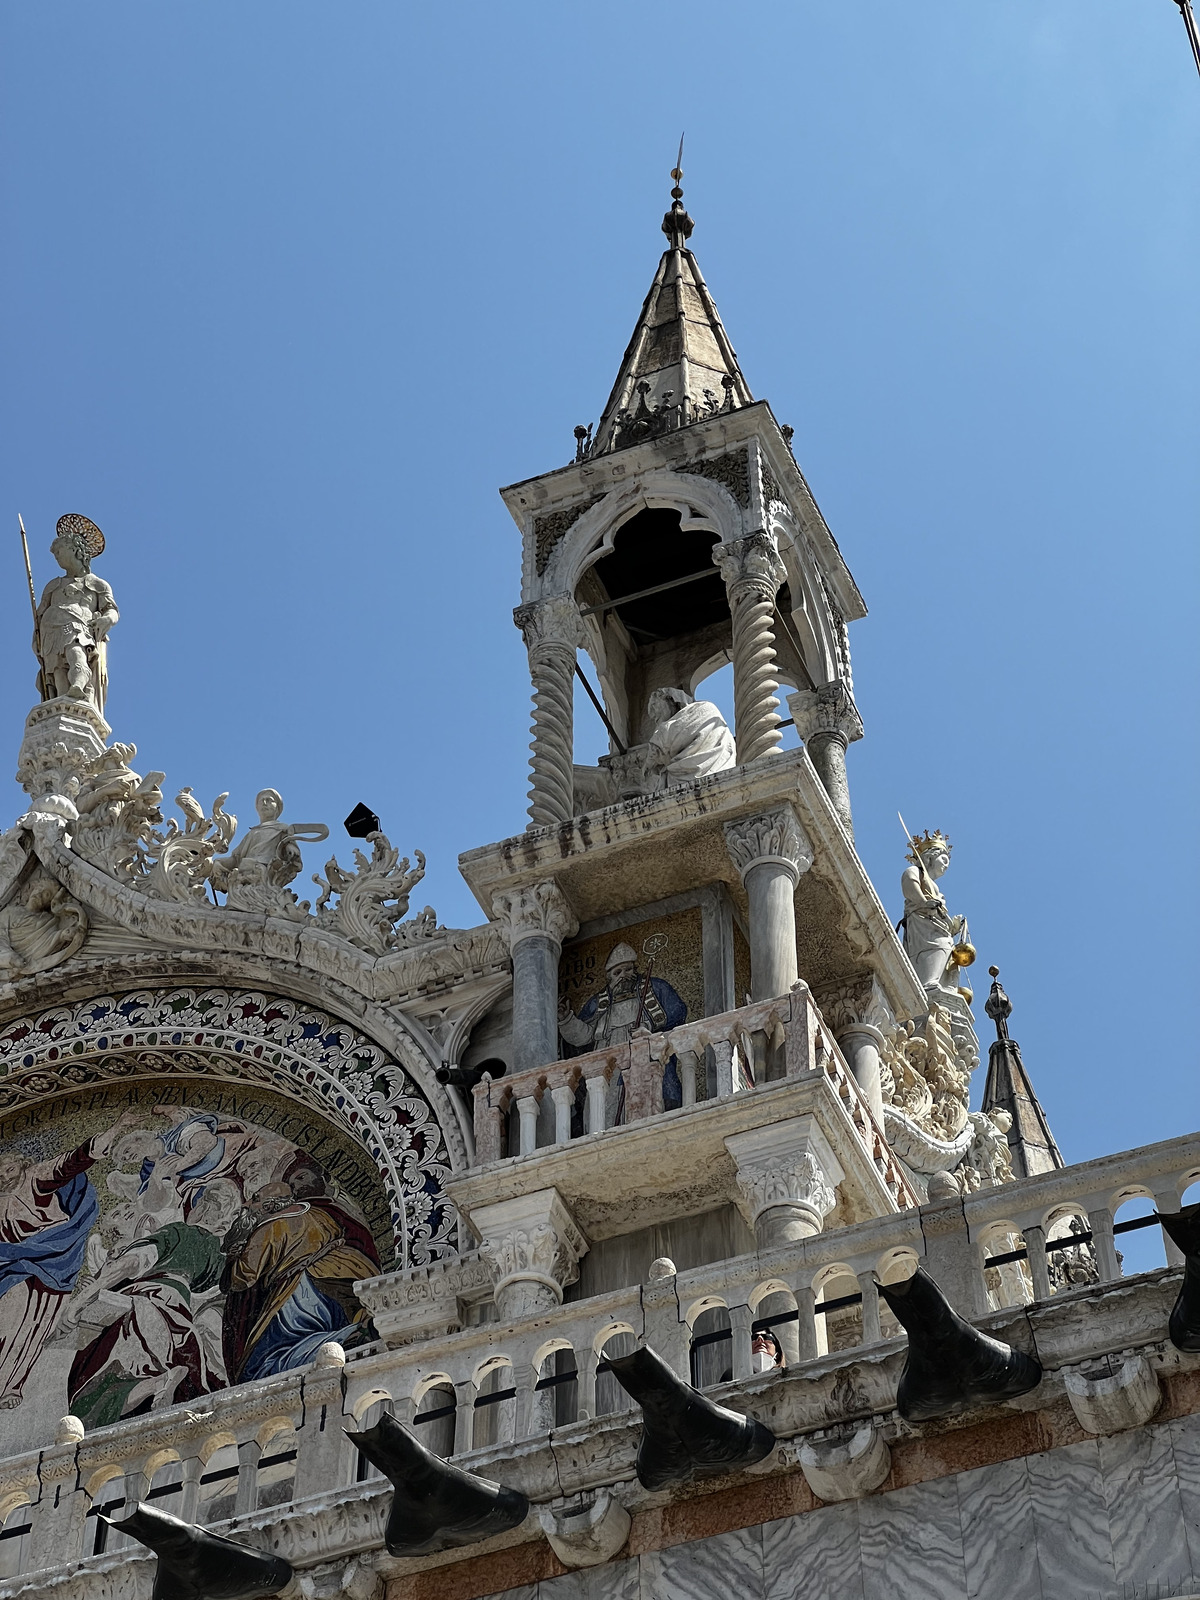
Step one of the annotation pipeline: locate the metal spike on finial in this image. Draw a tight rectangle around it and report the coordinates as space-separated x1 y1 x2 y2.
984 965 1012 1043
662 132 694 244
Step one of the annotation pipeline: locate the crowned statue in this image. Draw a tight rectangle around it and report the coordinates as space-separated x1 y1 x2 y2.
34 514 118 713
900 828 974 996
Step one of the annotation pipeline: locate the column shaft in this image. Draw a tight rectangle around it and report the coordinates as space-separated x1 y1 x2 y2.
526 643 576 826
511 933 562 1074
744 860 799 1001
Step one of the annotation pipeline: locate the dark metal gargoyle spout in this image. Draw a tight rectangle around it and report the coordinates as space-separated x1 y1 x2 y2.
104 1501 293 1600
346 1410 529 1557
606 1344 775 1492
1158 1203 1200 1352
876 1265 1042 1422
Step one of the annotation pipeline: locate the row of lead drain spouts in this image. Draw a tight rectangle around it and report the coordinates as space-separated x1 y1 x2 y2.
102 1206 1200 1600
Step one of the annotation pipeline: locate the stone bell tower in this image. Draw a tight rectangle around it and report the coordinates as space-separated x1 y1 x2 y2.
461 172 923 1101
501 176 866 841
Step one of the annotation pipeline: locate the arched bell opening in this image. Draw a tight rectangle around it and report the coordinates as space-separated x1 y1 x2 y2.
574 505 731 751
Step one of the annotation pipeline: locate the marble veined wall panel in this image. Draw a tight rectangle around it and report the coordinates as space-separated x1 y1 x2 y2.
483 1412 1200 1600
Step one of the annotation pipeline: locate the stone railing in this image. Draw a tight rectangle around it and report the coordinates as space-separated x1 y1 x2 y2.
0 1131 1194 1595
471 981 914 1208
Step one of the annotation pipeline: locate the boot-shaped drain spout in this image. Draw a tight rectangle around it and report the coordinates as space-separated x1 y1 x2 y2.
346 1410 529 1557
1159 1203 1200 1352
876 1266 1042 1422
606 1344 775 1492
103 1501 293 1600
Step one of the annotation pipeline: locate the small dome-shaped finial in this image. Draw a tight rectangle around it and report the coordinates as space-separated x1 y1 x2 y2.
662 133 694 244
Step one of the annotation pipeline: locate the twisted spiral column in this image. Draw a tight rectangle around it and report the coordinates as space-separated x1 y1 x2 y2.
515 596 585 829
527 642 576 826
714 534 786 765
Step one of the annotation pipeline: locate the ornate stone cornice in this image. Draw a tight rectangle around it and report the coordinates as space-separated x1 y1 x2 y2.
788 680 863 748
490 878 578 951
723 807 813 886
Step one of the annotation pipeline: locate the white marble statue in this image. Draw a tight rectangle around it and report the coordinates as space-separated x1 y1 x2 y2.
34 516 118 711
209 789 329 919
0 874 88 976
901 829 967 991
646 687 735 784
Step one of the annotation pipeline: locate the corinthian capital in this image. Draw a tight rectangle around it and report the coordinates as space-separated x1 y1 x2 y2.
787 680 863 748
723 807 813 885
733 1150 837 1230
472 1189 588 1320
817 975 895 1040
711 532 785 602
491 878 579 951
725 1117 844 1245
513 593 586 657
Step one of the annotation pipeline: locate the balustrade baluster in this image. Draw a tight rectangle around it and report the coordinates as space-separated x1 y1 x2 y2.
712 1037 736 1098
551 1083 574 1145
585 1070 607 1134
856 1270 882 1344
679 1047 700 1108
1088 1208 1122 1281
517 1094 540 1156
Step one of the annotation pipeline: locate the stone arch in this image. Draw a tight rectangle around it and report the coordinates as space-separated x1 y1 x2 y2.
0 983 461 1264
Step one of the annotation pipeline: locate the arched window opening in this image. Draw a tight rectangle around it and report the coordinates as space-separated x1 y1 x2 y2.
0 1501 32 1580
145 1455 184 1510
690 1305 733 1388
198 1442 240 1525
1112 1195 1167 1276
536 1346 578 1428
1045 1209 1099 1292
256 1425 299 1510
752 1287 799 1367
354 1393 392 1482
473 1361 516 1450
595 1330 638 1417
413 1383 457 1459
87 1472 125 1556
979 1228 1032 1310
816 1272 864 1354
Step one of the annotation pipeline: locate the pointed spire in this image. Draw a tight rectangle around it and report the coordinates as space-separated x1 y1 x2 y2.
587 147 753 457
981 966 1064 1178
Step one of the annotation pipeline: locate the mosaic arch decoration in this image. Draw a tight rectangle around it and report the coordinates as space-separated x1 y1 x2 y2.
0 986 456 1267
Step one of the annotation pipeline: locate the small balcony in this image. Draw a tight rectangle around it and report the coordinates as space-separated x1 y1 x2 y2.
451 982 916 1247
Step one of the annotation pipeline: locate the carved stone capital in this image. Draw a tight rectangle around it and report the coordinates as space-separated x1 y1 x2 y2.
818 975 895 1041
725 1117 843 1247
491 878 578 952
723 807 813 886
472 1188 588 1321
711 532 785 603
513 593 586 658
15 698 110 814
787 680 863 749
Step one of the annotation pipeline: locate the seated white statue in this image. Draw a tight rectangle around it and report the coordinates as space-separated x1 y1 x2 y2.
646 688 735 784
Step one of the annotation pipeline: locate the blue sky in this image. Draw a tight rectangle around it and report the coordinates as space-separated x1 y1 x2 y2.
1 4 1196 1181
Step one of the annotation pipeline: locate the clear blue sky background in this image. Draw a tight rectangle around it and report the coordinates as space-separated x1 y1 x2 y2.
2 5 1196 1184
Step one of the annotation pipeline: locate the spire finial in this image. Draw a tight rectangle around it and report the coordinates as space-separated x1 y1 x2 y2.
984 964 1012 1043
662 133 694 245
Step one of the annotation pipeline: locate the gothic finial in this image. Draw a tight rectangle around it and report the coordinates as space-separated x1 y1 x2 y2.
662 133 694 244
984 965 1011 1042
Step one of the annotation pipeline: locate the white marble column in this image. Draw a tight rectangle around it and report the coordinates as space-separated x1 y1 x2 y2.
514 594 586 829
492 879 578 1074
712 532 786 764
726 1117 843 1249
724 807 813 1001
473 1188 588 1321
820 976 895 1127
787 680 863 839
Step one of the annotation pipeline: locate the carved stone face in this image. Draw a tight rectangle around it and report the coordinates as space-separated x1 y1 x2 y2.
255 789 284 824
50 534 87 578
921 847 950 880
